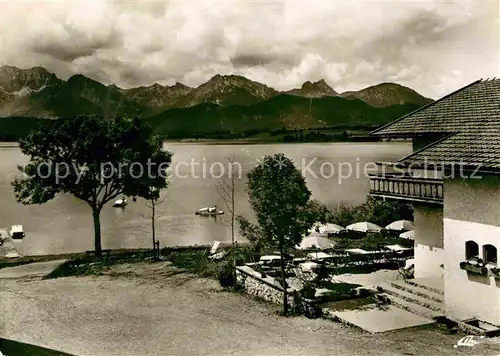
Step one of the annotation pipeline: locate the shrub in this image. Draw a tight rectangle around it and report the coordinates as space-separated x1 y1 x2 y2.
227 244 261 265
327 196 413 228
165 250 217 277
217 259 235 287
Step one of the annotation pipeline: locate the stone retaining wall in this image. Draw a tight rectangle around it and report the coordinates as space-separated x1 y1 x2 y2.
236 265 295 306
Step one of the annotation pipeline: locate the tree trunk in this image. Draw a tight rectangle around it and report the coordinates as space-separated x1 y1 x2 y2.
279 243 288 314
152 200 156 259
231 177 236 283
92 208 102 257
231 176 235 246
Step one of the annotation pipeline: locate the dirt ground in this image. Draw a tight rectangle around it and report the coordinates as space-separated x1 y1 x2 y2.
1 261 500 356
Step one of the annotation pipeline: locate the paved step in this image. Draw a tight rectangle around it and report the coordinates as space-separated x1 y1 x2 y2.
379 283 445 312
377 293 443 320
406 279 444 295
390 280 444 303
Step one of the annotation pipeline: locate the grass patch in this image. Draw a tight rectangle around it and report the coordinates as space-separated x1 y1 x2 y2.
44 250 155 279
321 296 384 312
161 244 260 277
0 249 152 270
0 337 75 356
329 263 399 276
0 259 38 270
320 282 361 293
163 249 218 277
43 247 246 282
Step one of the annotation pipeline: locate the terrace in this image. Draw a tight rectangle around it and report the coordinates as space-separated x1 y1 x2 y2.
369 173 443 205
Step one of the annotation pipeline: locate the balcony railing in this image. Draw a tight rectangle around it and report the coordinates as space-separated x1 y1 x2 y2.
369 173 443 204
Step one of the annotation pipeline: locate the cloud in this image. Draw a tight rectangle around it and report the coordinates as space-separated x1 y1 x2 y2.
0 0 498 99
29 22 122 62
230 55 275 68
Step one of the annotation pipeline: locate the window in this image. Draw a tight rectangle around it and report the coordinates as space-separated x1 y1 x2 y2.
483 244 497 265
465 240 479 260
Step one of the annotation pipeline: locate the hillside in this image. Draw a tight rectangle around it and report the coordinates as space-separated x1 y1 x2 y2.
286 79 338 98
0 66 58 92
341 82 433 108
118 82 193 112
148 94 421 137
0 67 149 118
0 66 432 140
171 74 278 108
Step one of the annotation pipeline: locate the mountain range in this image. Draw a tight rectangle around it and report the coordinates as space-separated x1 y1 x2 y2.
0 65 433 138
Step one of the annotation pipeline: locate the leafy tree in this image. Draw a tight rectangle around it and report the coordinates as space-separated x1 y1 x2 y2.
238 153 327 314
327 197 413 228
12 115 172 257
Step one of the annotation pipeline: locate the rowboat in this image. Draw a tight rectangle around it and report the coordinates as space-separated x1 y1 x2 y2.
113 197 128 207
195 206 224 216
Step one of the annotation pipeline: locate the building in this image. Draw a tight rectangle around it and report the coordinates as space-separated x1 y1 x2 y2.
369 78 500 327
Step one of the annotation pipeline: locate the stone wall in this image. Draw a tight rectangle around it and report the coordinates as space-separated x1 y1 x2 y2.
236 265 295 306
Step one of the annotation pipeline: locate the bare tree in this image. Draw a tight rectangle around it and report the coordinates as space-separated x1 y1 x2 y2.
215 155 238 282
215 156 237 249
140 186 166 260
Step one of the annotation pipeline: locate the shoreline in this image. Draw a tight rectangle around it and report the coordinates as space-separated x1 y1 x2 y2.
165 138 408 145
0 245 229 267
1 139 409 147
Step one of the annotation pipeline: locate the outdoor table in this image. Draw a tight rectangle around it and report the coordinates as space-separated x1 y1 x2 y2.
344 249 391 266
306 252 346 261
385 244 414 258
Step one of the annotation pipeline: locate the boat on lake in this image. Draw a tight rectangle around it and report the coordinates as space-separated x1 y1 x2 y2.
113 197 128 208
9 225 25 240
195 206 224 216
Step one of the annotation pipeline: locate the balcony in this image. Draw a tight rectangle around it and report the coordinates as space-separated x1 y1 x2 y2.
369 173 443 205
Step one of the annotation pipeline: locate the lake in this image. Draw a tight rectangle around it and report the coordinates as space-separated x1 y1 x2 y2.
0 142 411 256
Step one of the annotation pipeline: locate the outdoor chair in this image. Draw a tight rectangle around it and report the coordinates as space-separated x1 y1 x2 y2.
397 259 414 280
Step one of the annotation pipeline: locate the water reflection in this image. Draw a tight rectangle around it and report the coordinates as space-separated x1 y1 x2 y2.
0 142 411 255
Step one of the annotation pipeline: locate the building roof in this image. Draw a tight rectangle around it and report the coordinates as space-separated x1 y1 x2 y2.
371 78 500 170
398 129 500 170
372 78 500 136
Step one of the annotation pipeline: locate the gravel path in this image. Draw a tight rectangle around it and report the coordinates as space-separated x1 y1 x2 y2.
1 262 500 356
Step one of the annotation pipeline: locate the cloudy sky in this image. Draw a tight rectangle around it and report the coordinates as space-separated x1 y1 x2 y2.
1 0 498 98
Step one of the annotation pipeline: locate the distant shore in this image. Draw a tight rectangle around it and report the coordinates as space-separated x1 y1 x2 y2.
0 138 409 147
1 138 387 145
162 136 406 145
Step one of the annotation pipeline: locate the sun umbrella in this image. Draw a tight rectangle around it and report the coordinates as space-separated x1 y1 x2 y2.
346 221 383 233
399 230 415 240
307 222 323 234
317 223 346 235
298 235 337 250
385 220 415 231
